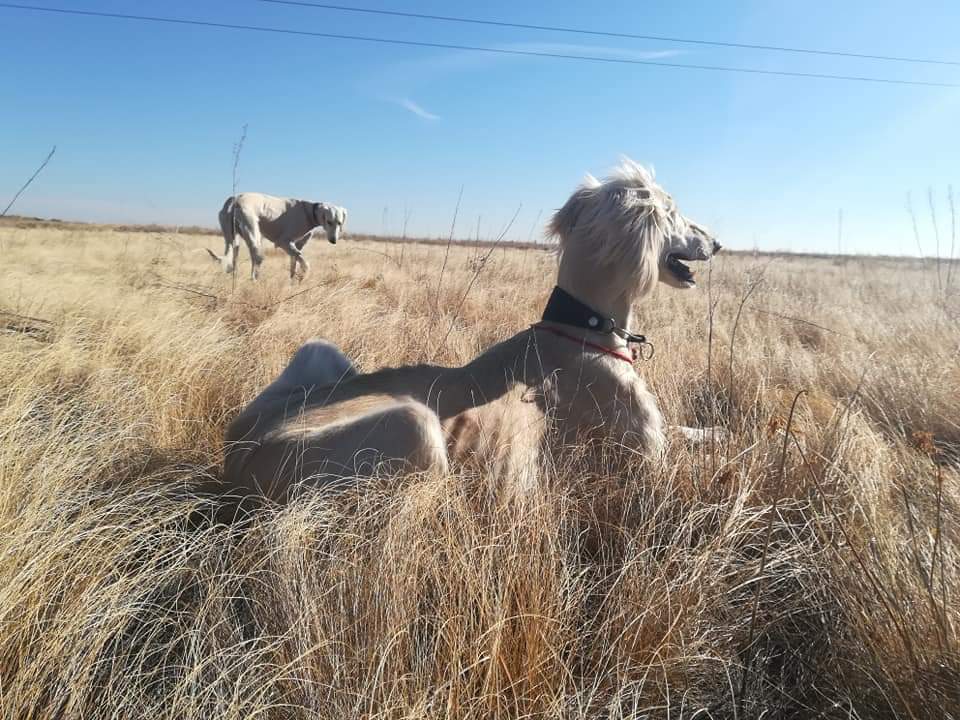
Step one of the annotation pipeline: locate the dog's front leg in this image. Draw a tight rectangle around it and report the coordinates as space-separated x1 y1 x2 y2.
280 237 310 282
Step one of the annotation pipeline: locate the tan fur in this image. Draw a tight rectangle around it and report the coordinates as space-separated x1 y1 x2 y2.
220 159 721 501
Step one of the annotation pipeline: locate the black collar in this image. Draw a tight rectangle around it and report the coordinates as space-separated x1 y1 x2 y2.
308 202 322 227
540 286 651 350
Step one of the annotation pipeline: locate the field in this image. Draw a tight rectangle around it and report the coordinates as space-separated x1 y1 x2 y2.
1 222 958 719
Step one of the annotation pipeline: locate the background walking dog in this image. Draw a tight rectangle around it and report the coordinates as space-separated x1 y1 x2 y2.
208 192 347 281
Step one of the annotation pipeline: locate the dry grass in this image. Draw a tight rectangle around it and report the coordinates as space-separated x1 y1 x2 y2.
1 225 959 719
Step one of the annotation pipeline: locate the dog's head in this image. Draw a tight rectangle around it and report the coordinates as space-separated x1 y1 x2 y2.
315 203 348 244
549 158 720 297
660 219 721 289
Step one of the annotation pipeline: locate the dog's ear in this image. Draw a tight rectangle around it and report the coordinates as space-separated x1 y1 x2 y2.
548 174 602 241
548 186 589 240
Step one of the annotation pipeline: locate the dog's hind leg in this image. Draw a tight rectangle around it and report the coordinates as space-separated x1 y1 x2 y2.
671 425 728 444
280 339 357 387
239 339 357 422
234 212 265 280
216 198 241 274
240 399 450 500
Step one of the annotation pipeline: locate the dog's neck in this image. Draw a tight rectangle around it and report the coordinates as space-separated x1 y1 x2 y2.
555 257 638 329
310 201 330 228
540 285 636 351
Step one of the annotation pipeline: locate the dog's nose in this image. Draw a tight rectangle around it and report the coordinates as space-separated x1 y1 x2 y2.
713 239 722 254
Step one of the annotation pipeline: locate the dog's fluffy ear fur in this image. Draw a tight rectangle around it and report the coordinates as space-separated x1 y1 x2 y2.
317 204 347 226
548 160 674 297
547 173 599 242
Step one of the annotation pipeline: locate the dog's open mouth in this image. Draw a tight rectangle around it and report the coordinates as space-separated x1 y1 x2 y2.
666 254 697 286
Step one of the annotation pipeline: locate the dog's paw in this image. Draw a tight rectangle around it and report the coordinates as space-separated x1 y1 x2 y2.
672 425 728 444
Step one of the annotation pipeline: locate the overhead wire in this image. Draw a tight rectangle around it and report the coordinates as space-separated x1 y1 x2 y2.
0 3 955 87
257 0 960 67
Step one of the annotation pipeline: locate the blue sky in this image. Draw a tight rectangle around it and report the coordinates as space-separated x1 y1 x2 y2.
1 0 958 255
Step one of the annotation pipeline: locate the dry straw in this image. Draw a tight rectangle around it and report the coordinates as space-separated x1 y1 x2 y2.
0 219 957 719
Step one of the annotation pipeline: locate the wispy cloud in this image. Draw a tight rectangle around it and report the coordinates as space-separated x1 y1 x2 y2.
504 43 685 62
370 44 686 110
379 44 686 86
396 97 440 121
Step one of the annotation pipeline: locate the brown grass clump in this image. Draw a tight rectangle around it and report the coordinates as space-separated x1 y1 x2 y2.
1 225 958 719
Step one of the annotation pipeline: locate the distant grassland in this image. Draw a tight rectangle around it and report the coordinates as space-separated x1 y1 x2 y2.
1 223 958 719
7 213 948 260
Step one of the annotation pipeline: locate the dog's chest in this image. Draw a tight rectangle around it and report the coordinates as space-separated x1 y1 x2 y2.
549 361 661 444
443 385 546 475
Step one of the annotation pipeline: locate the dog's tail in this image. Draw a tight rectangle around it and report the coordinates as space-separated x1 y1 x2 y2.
210 196 239 272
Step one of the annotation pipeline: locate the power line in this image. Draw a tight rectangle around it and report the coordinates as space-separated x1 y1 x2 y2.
257 0 960 67
1 3 956 88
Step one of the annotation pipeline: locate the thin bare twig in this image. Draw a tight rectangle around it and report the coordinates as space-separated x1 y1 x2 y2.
726 261 772 453
2 145 56 217
399 205 411 269
947 185 956 292
154 280 220 302
434 204 522 357
230 124 248 292
822 351 876 459
0 310 53 326
526 208 543 243
154 272 339 310
929 188 943 296
0 310 55 342
906 192 928 267
705 259 720 472
748 308 855 340
836 208 843 256
231 125 247 196
381 205 389 236
934 464 951 649
791 435 922 716
275 276 342 305
900 483 948 654
351 246 401 268
737 389 805 716
434 185 464 310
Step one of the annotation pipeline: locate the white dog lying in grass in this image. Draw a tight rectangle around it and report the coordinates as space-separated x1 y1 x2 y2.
221 159 722 501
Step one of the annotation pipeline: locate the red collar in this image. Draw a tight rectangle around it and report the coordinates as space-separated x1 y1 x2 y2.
532 324 635 365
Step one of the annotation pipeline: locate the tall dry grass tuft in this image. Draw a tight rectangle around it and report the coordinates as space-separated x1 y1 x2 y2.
1 225 958 718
